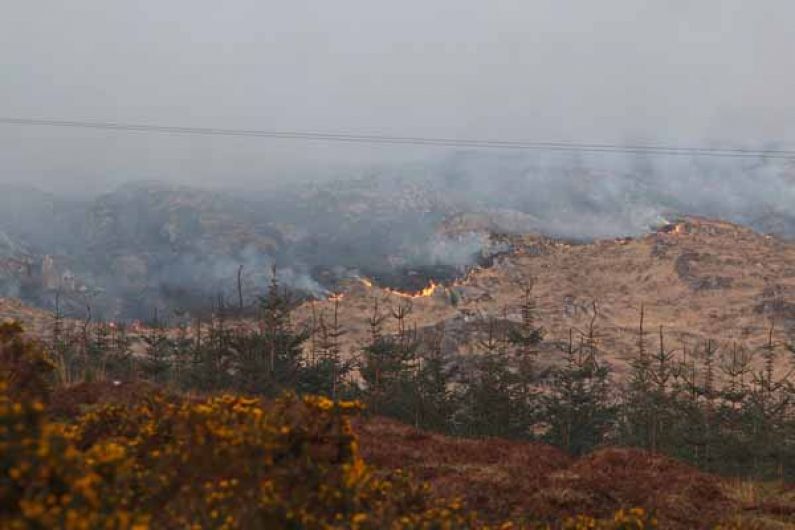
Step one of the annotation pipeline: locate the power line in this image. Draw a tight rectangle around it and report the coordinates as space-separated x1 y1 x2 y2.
2 116 795 160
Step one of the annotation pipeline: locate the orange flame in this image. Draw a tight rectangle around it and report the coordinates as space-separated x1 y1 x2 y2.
385 281 440 299
416 281 440 297
353 276 441 299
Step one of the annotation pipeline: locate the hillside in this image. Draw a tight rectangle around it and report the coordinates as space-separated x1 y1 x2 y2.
4 215 793 377
297 216 795 375
0 297 63 337
0 178 482 318
1 165 793 322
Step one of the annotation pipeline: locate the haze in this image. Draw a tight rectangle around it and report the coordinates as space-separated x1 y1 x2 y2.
2 1 795 193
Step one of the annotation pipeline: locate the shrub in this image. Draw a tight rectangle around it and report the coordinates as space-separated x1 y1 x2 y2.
0 321 54 402
0 321 659 529
0 376 664 529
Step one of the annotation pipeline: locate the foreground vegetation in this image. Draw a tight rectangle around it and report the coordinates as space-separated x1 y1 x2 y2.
4 270 793 527
4 319 795 527
2 320 665 528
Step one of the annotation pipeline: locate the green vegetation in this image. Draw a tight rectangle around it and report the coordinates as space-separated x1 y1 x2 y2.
2 322 664 529
45 277 795 482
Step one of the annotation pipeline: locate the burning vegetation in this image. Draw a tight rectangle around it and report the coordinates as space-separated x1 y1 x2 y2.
356 277 442 299
322 275 451 307
658 221 689 236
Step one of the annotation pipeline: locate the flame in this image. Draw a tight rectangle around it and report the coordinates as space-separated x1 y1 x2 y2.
351 276 441 299
416 282 440 297
661 221 688 236
327 292 345 302
385 281 440 299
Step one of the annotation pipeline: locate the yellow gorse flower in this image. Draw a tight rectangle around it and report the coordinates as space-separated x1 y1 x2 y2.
2 366 659 530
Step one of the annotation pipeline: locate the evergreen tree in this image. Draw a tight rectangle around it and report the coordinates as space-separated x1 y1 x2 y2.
458 316 517 438
107 321 134 382
697 339 719 470
49 292 76 386
170 318 193 388
743 323 792 479
646 325 678 453
88 320 112 381
140 308 174 385
508 285 545 437
298 299 354 398
714 342 754 476
359 299 417 420
234 272 308 396
188 299 234 392
619 304 655 449
415 324 458 433
542 306 616 455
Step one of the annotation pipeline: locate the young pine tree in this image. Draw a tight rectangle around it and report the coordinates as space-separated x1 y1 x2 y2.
234 272 308 396
458 316 517 438
140 308 174 385
298 299 353 398
743 322 793 479
415 323 458 433
507 285 545 438
359 299 417 420
542 305 615 455
619 304 656 450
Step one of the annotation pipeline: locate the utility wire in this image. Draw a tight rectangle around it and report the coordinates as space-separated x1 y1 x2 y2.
2 117 795 160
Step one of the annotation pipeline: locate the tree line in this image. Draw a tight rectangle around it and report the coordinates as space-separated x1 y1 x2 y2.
47 276 795 481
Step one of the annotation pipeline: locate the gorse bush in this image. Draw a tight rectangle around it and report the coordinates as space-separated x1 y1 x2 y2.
1 378 141 529
0 321 54 403
1 381 470 529
1 377 660 529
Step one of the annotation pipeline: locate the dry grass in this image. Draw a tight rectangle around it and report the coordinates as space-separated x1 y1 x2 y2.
721 480 795 529
293 217 795 379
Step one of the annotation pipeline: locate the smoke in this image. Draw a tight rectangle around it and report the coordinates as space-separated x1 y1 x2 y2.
422 233 494 267
0 149 792 320
423 150 795 240
150 246 328 311
3 1 795 320
4 1 795 194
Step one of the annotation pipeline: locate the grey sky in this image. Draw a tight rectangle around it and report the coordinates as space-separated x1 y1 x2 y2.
2 1 794 192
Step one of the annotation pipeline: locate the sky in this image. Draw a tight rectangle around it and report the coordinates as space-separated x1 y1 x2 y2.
2 1 795 193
